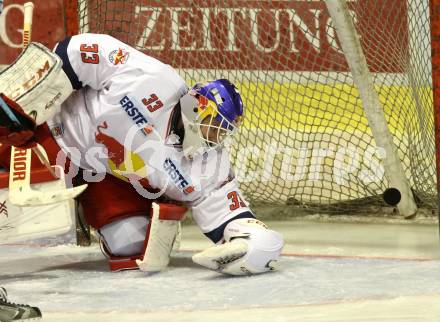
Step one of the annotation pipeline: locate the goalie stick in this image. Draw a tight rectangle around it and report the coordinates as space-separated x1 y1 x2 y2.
5 2 87 206
1 95 87 206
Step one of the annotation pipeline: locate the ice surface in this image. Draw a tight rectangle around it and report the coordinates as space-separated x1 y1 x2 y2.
0 221 440 322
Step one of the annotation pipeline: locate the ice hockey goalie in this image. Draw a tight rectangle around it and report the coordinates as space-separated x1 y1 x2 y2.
0 33 284 276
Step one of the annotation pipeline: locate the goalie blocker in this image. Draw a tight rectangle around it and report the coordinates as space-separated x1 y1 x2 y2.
192 218 284 275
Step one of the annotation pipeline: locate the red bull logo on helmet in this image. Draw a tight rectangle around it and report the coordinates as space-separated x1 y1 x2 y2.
197 94 209 110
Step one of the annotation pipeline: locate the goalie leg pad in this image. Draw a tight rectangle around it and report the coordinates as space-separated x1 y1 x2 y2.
192 218 284 275
99 202 187 272
136 202 187 272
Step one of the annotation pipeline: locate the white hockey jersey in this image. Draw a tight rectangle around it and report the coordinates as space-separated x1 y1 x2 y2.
47 33 253 242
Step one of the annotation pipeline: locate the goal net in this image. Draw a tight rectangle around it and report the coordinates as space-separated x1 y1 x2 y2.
71 0 437 216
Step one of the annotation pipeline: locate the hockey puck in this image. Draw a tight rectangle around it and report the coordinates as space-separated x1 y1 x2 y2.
383 188 401 206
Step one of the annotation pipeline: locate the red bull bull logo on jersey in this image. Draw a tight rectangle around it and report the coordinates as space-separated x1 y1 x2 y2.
95 121 149 184
109 48 130 65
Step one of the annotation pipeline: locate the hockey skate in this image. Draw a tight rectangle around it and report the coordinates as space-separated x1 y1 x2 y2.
0 287 41 321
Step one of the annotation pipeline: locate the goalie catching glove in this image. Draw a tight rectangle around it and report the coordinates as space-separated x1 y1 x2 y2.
192 218 284 276
0 41 73 133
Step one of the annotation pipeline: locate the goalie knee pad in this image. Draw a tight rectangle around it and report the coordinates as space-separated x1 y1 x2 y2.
222 218 284 275
99 216 149 256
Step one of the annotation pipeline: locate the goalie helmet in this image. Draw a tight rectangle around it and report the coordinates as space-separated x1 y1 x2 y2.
179 79 243 158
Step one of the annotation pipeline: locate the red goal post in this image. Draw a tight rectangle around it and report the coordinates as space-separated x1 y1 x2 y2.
431 0 440 227
63 0 440 220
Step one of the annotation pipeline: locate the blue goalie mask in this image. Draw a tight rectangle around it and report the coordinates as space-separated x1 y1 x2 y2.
179 79 244 158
